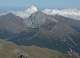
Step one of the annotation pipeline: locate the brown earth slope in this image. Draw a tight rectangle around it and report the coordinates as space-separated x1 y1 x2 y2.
0 39 72 58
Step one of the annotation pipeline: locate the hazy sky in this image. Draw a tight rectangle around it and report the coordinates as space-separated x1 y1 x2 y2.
0 0 80 10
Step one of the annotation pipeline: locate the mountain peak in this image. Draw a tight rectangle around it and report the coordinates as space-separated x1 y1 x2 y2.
16 5 38 18
25 5 38 13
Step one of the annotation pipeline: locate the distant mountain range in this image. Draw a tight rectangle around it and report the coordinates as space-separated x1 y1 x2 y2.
1 5 80 19
43 8 80 20
0 5 80 56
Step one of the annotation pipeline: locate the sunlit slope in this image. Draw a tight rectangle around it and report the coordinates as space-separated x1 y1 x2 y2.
0 39 72 58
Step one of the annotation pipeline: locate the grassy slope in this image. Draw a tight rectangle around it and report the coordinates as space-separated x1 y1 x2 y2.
0 39 72 58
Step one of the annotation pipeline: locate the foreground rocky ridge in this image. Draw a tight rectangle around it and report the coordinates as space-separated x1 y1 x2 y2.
0 39 73 58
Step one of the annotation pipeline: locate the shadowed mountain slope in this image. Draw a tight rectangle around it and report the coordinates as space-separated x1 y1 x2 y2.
0 13 25 33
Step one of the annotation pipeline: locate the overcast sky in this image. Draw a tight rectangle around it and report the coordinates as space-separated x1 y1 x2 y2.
0 0 80 10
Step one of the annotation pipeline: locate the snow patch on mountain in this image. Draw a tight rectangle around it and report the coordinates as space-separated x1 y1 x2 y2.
43 9 80 15
43 8 80 20
16 5 38 18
